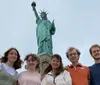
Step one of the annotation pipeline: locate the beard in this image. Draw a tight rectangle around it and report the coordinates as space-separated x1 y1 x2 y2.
93 57 100 60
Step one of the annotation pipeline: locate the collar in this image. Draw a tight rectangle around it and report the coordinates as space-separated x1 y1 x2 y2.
48 71 52 75
47 71 54 76
69 63 83 68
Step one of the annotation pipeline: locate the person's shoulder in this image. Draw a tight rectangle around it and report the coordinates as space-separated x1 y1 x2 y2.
19 71 27 75
89 64 99 69
80 64 88 68
41 72 50 79
47 71 52 75
18 71 28 79
80 65 90 71
62 70 70 75
36 72 41 77
63 70 69 73
64 65 71 71
45 71 52 77
57 70 70 77
82 65 89 68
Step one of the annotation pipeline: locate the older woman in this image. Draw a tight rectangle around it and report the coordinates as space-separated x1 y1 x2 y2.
41 54 72 85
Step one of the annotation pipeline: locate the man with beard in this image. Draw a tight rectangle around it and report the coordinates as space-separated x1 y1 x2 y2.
89 44 100 85
65 47 90 85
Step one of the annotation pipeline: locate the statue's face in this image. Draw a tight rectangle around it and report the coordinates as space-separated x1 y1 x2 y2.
40 12 47 19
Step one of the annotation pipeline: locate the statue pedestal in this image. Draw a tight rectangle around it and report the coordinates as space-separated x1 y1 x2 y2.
38 54 51 74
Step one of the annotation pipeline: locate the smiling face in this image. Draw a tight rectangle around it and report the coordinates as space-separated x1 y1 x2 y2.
91 46 100 60
51 57 61 69
7 49 18 63
68 49 80 63
2 48 22 70
27 56 38 70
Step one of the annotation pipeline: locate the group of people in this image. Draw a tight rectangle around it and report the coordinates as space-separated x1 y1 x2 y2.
0 44 100 85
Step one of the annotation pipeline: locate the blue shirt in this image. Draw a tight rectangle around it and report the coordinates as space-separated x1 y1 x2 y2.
89 63 100 85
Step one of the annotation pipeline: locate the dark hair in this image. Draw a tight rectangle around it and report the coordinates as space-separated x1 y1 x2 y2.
1 48 23 70
89 44 100 55
66 47 81 58
24 54 40 69
43 54 64 77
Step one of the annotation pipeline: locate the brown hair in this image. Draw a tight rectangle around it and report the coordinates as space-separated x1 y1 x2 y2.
24 54 40 69
43 54 64 77
66 47 81 58
1 48 23 70
89 44 100 55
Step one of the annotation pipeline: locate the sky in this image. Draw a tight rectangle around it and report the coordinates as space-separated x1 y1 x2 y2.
0 0 100 72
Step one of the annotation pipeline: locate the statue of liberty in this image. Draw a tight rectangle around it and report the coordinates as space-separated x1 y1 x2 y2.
31 2 56 55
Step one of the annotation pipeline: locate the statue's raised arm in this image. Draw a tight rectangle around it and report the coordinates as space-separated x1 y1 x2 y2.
31 1 39 19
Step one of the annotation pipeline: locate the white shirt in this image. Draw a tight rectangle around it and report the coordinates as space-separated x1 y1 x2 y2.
0 63 17 76
41 70 72 85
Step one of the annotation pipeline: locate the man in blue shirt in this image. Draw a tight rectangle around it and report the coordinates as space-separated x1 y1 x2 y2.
89 44 100 85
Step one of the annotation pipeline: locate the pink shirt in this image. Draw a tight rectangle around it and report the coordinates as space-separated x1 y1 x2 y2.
18 71 41 85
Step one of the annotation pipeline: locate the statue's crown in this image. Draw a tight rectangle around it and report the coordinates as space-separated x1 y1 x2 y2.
39 9 48 15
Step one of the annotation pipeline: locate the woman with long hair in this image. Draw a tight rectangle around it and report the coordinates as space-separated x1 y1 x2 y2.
18 53 41 85
0 47 22 85
41 54 72 85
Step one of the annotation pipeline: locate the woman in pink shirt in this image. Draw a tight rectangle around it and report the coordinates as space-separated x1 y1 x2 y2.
18 54 41 85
